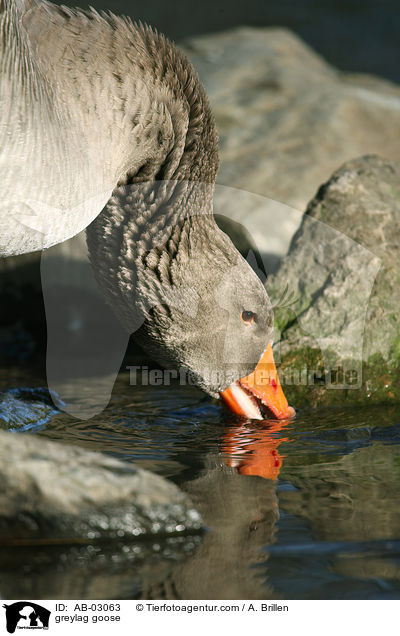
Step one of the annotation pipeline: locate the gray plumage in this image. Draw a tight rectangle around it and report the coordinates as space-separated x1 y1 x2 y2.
1 0 275 397
1 0 217 253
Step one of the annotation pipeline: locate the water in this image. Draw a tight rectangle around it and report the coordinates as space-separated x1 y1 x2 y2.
1 367 400 599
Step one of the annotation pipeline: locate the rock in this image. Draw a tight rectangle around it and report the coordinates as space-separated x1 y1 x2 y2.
181 28 400 263
269 155 400 407
0 430 203 542
0 388 58 431
182 27 400 208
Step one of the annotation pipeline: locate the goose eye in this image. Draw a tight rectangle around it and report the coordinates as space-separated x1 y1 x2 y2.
241 310 256 325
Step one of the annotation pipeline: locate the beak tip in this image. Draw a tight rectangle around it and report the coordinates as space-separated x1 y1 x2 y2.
287 405 296 419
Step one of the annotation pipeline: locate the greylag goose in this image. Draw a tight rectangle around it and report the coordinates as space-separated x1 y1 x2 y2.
0 0 294 419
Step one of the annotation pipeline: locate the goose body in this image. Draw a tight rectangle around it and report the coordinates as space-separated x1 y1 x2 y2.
1 0 294 419
1 0 209 254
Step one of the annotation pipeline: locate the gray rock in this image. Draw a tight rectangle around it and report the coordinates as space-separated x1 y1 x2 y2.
183 27 400 209
180 28 400 260
0 388 58 431
269 155 400 407
0 430 203 542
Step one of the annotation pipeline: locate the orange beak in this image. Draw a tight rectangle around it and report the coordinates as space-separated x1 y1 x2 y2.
220 343 295 420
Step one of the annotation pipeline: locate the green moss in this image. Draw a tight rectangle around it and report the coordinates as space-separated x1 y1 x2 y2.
277 346 400 409
273 308 296 335
390 335 400 365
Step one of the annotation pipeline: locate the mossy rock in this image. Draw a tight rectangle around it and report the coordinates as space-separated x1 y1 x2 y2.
270 155 400 408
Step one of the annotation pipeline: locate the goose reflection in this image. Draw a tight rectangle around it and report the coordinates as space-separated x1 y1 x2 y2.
221 418 292 480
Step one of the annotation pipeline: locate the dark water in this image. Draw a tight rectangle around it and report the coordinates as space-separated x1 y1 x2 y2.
1 367 400 600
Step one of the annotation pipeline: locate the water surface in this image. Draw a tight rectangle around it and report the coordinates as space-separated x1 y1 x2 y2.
1 367 400 600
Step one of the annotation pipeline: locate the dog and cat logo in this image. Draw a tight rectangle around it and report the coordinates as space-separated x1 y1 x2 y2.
2 603 51 633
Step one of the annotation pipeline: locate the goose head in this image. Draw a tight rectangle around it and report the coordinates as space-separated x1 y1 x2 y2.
87 180 294 420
